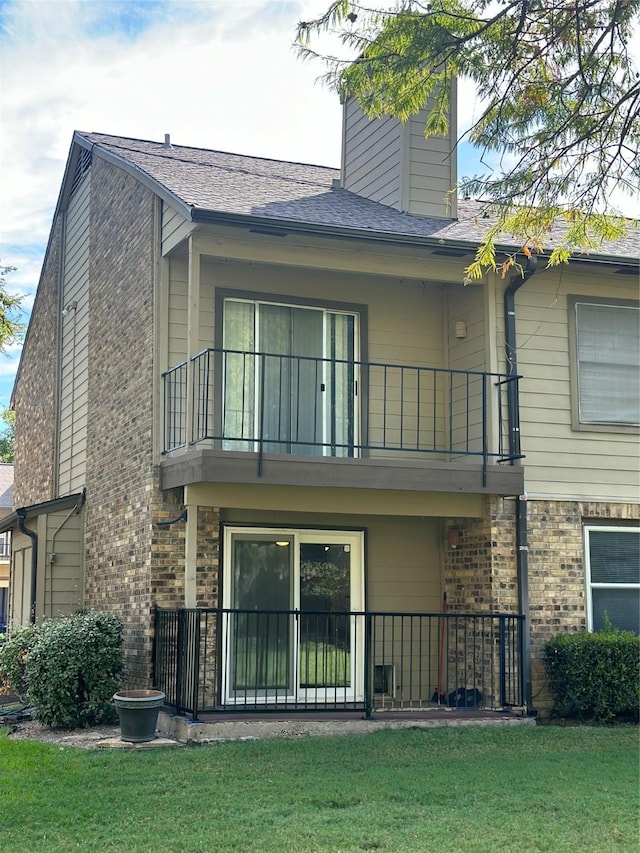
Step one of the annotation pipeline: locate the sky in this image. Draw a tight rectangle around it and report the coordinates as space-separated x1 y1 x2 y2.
0 1 636 413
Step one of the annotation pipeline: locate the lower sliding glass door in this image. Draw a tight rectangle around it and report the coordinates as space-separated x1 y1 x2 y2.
222 527 364 705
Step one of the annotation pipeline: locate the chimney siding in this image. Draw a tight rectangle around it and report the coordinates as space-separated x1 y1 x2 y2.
342 79 457 220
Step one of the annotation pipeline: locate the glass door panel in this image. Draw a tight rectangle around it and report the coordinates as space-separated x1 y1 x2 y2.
260 304 323 455
223 528 364 705
222 299 358 457
299 542 352 691
228 537 293 696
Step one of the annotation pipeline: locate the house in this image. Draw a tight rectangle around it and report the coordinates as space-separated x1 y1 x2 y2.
0 464 14 632
2 88 638 718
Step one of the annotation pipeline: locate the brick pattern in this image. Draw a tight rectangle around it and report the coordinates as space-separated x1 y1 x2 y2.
81 158 187 687
443 497 518 614
13 219 62 507
196 506 220 606
528 499 639 705
443 497 639 709
151 486 186 606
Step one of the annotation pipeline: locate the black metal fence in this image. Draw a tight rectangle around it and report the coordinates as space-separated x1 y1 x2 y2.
153 608 525 719
162 349 520 466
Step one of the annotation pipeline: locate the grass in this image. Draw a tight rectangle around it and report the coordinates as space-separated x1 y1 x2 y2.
0 725 638 852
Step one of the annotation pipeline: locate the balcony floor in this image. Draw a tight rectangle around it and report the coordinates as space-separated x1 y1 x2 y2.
160 447 524 495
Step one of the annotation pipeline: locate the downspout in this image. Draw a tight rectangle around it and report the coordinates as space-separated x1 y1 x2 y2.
504 254 538 715
17 510 38 625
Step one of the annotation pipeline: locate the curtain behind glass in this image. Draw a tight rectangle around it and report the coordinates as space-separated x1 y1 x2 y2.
223 301 255 450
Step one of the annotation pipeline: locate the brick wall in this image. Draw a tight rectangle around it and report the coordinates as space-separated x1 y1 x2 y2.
528 499 639 706
13 219 61 507
82 158 182 686
444 496 639 710
196 507 220 606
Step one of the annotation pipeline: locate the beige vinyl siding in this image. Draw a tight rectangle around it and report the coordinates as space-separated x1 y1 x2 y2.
8 511 84 629
447 284 488 457
406 111 457 218
42 508 84 620
162 204 195 255
58 175 90 496
167 255 188 367
343 98 402 208
9 533 31 628
495 268 640 500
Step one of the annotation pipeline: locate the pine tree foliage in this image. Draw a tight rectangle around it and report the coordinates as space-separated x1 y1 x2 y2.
297 1 639 276
0 264 23 350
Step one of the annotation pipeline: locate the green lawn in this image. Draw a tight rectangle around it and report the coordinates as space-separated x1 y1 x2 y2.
0 725 637 852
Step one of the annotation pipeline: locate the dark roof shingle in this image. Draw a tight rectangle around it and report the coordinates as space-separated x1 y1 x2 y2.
78 132 639 262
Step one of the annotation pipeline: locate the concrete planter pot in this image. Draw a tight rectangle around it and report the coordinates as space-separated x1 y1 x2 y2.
113 689 166 743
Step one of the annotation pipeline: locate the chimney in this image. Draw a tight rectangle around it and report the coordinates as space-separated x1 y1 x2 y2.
340 79 457 220
163 133 172 149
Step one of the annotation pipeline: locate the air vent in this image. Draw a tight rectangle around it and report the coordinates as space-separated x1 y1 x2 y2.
69 148 92 197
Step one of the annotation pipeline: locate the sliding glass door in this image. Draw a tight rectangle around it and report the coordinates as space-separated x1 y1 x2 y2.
222 299 358 456
222 528 364 704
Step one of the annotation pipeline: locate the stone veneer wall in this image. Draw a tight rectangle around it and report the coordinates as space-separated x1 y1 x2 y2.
13 219 62 507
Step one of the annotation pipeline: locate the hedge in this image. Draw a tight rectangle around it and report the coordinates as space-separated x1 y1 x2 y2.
542 624 639 723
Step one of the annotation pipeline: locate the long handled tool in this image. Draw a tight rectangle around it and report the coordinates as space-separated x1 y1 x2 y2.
432 592 447 704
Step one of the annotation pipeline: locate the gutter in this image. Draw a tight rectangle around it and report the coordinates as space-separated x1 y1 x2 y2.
16 510 38 624
504 255 538 715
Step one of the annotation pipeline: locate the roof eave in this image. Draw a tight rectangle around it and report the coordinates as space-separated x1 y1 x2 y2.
190 208 639 267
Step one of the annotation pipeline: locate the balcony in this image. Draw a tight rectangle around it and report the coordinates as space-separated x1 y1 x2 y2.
153 607 525 719
161 349 523 494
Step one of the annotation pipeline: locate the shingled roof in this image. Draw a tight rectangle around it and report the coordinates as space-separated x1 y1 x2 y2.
76 132 639 264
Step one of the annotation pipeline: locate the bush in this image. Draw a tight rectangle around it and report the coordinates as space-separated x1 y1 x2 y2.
0 612 123 727
542 624 640 723
0 623 41 698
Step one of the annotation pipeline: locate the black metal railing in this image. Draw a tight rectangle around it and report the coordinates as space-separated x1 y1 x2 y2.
161 349 521 465
153 607 525 720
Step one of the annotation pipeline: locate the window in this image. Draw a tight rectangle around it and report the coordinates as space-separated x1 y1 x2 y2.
221 296 360 457
570 298 640 428
0 532 10 559
585 526 639 634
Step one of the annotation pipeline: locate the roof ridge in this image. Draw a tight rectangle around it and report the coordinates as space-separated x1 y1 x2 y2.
79 131 339 173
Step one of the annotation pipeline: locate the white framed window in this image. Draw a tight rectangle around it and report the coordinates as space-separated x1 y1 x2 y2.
569 298 639 428
585 526 639 634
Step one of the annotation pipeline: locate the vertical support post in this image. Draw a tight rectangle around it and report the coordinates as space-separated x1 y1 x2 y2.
498 615 506 707
184 488 197 609
258 352 266 477
190 610 202 721
187 237 200 446
364 613 373 719
176 609 185 715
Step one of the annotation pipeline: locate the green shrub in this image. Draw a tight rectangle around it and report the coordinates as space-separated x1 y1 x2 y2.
0 623 41 698
25 611 123 728
542 624 640 723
